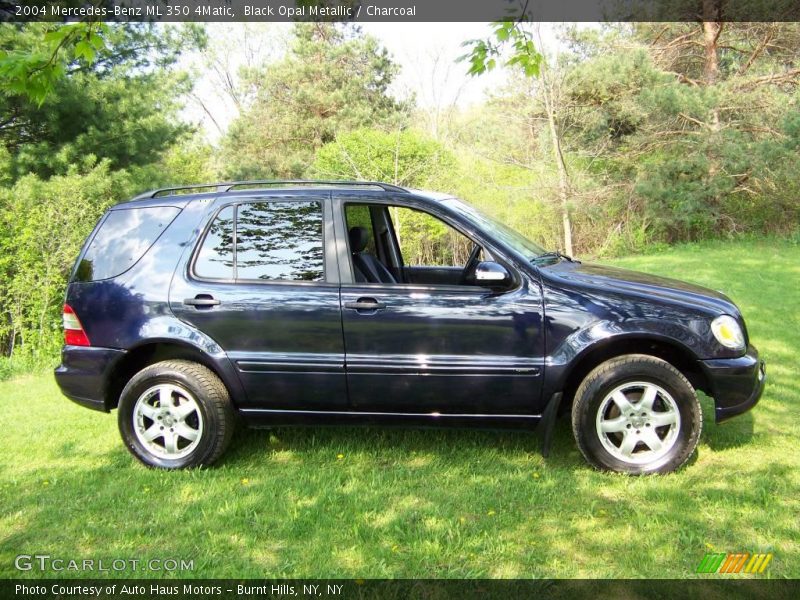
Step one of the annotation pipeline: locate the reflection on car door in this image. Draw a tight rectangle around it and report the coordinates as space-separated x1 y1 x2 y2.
340 283 545 415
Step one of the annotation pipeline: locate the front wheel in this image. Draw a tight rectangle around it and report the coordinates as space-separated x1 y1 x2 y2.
571 354 702 474
118 360 235 469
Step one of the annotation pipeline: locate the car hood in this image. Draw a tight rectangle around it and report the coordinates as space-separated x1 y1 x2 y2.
539 260 739 316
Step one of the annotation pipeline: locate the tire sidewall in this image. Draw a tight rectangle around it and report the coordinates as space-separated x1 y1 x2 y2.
576 359 701 474
118 367 220 469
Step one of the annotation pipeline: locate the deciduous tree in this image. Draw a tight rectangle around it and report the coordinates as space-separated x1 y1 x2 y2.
219 24 408 180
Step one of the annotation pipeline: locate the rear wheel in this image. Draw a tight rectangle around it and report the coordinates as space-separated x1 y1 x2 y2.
572 354 701 474
118 360 235 469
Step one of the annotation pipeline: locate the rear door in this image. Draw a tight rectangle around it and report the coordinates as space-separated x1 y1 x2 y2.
170 193 347 411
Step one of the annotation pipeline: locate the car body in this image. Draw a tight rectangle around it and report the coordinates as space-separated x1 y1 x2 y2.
55 181 765 473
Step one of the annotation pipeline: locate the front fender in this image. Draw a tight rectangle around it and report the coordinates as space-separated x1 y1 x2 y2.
552 318 708 366
543 319 707 399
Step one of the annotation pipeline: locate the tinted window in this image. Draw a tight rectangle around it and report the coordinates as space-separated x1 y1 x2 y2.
389 206 473 267
74 206 180 282
236 201 324 282
194 206 235 279
344 204 377 256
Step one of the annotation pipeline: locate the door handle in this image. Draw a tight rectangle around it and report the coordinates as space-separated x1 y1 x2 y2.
344 298 386 311
184 295 221 308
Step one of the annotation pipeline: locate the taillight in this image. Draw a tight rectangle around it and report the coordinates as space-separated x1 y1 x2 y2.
63 304 91 346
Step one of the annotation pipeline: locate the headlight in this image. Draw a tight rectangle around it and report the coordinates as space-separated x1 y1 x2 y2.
711 315 745 350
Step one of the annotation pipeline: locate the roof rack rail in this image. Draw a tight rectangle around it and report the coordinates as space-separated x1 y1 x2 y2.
131 180 408 200
131 183 230 201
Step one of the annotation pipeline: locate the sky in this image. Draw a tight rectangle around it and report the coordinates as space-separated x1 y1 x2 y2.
183 23 563 143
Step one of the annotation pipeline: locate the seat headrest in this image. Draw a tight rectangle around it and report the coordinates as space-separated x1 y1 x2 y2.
348 226 369 253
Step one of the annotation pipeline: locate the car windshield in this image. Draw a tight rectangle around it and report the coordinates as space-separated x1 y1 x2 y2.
442 198 547 260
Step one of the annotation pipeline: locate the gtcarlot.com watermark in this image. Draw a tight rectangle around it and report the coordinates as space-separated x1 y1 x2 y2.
14 554 193 573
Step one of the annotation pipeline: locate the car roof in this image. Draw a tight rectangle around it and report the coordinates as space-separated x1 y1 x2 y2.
114 181 454 209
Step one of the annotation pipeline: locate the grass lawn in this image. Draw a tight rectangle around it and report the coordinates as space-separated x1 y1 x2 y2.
0 238 798 579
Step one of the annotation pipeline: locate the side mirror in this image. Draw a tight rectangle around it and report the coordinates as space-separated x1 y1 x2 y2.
471 261 511 288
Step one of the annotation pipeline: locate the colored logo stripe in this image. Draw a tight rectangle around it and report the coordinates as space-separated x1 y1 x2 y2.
745 553 773 574
696 552 772 574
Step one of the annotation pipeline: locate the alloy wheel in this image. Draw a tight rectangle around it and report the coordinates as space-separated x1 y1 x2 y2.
595 381 681 465
132 383 204 460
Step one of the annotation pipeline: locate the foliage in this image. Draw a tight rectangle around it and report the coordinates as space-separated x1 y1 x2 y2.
313 128 453 187
0 162 126 367
0 23 205 182
219 24 408 180
460 21 542 77
0 356 11 381
450 23 800 255
131 132 217 190
0 23 209 364
558 23 800 249
0 22 107 105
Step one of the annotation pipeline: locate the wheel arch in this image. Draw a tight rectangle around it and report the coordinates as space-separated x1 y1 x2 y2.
105 339 244 411
557 334 712 412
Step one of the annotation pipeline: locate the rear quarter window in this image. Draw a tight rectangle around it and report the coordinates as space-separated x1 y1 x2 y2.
73 206 181 282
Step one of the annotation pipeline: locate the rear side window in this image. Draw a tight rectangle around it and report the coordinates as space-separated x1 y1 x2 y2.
194 206 234 279
236 201 324 282
193 200 324 283
74 206 180 282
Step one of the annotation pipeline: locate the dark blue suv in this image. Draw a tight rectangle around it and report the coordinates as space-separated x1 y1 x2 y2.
55 181 765 474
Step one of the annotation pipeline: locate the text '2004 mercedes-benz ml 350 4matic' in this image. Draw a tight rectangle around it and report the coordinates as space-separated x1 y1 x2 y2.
55 181 765 474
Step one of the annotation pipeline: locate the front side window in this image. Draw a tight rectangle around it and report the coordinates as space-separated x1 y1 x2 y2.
194 201 324 283
344 202 488 287
388 206 474 268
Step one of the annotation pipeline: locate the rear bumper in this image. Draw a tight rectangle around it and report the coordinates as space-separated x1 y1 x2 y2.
54 346 126 413
701 345 766 423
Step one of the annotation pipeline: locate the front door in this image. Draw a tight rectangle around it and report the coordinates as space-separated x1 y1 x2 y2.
170 194 347 411
337 198 545 415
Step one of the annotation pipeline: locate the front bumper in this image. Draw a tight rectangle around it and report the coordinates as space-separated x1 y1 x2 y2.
54 345 126 412
701 344 766 423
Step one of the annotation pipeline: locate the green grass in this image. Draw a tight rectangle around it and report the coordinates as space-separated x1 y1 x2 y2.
1 238 798 579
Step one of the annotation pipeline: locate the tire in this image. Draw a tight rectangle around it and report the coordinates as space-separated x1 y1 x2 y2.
571 354 702 475
118 360 235 469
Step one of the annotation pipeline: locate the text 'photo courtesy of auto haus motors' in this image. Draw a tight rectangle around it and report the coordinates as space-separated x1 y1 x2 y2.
54 180 766 475
16 582 308 598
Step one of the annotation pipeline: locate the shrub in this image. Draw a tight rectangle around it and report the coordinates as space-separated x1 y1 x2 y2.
0 162 127 367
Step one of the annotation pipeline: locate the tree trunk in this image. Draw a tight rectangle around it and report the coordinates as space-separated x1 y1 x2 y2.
702 2 722 133
541 70 573 256
390 129 402 247
702 1 723 185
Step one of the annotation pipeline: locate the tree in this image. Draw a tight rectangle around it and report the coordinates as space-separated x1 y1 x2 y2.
219 23 407 180
313 127 452 186
0 22 107 104
462 22 575 255
563 21 800 246
0 23 210 365
191 23 282 137
0 162 127 363
0 23 206 182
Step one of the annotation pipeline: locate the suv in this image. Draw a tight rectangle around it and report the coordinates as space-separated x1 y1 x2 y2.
55 181 765 474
